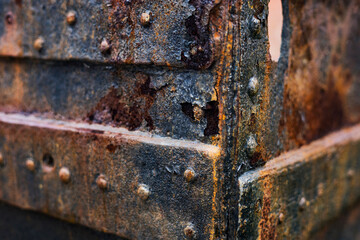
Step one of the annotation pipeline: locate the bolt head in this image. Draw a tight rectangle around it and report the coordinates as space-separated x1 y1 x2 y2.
26 158 35 171
184 168 196 182
137 184 150 200
248 76 259 96
34 37 45 51
59 167 71 183
140 11 151 26
66 10 77 25
96 174 107 189
100 39 110 54
278 213 285 223
249 16 261 36
299 197 307 211
246 134 258 157
184 224 196 239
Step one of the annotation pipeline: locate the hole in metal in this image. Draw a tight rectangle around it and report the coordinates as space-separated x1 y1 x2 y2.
42 153 55 173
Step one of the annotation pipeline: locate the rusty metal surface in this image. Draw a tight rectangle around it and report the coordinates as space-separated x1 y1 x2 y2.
0 112 220 239
0 0 223 68
0 0 359 239
238 124 360 239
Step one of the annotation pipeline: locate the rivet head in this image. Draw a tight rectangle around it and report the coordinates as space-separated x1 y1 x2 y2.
0 152 4 166
34 37 45 51
246 134 258 157
347 169 355 179
213 32 221 45
299 197 306 211
140 11 151 26
249 16 261 36
278 213 285 223
184 224 197 239
248 76 259 96
96 174 107 189
66 10 77 25
26 158 35 171
184 168 196 182
59 167 71 183
100 39 110 53
137 184 150 200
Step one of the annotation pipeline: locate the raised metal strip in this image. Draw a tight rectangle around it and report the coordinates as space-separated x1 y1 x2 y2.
0 0 219 68
238 124 360 239
0 112 220 239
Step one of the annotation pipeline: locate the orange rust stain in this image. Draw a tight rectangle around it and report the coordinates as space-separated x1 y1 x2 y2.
0 12 23 56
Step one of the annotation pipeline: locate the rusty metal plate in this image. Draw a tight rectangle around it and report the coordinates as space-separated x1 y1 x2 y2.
0 0 221 68
238 124 360 239
0 113 220 239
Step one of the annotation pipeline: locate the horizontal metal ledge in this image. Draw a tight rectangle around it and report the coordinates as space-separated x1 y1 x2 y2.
0 112 220 239
238 124 360 239
0 113 220 156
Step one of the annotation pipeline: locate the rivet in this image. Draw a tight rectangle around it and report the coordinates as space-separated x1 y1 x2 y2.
5 12 13 24
100 39 110 53
184 224 197 239
124 0 132 5
96 174 107 189
34 37 45 51
140 11 151 26
347 169 355 179
26 158 35 171
59 167 71 183
246 134 258 157
0 152 4 166
137 184 150 200
299 197 306 211
278 213 285 223
248 76 259 96
184 168 196 182
66 10 77 25
249 16 261 36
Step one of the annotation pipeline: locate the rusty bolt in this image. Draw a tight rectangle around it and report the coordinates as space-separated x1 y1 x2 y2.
278 213 285 223
140 11 151 26
299 197 307 211
5 12 14 24
137 184 150 200
34 37 45 51
248 76 259 96
96 174 107 189
184 168 196 182
100 39 110 54
0 152 4 166
249 16 261 36
59 167 71 183
66 10 77 25
347 169 355 179
246 134 258 157
26 158 35 171
184 224 197 239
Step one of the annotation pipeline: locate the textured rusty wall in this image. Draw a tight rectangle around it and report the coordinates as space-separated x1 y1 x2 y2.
0 0 359 239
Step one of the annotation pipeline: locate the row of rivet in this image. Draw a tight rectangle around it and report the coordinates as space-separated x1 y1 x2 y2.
0 151 197 237
28 10 152 54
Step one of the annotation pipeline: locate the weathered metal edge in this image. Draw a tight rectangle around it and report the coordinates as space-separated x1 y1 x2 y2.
0 112 220 155
0 112 221 239
238 124 360 239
